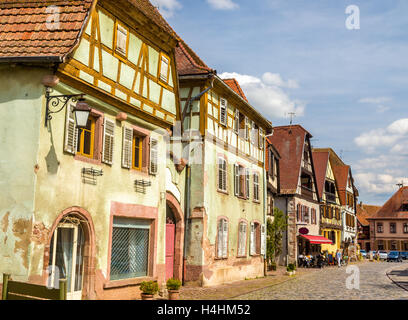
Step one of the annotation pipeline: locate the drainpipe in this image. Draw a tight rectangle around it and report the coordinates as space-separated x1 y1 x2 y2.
181 74 214 285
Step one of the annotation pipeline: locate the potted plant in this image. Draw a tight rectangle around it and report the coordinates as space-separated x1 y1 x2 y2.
286 263 296 276
270 262 277 271
140 281 159 300
166 278 182 300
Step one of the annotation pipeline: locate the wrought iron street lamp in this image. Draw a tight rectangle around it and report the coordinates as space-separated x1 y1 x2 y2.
45 86 91 128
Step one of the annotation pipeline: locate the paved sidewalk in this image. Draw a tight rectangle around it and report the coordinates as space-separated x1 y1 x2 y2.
179 265 322 300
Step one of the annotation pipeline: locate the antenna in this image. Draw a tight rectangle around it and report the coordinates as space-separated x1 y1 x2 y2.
288 112 296 125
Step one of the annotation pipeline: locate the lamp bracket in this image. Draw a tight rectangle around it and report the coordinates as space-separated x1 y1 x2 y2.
45 87 85 127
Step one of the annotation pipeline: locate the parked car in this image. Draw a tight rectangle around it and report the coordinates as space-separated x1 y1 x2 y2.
378 250 388 260
387 251 403 262
400 252 408 260
359 250 367 258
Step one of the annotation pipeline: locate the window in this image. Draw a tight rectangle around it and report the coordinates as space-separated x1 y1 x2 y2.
234 164 250 199
377 240 384 250
377 223 383 233
250 222 265 255
122 126 154 174
159 53 170 83
220 98 227 126
390 222 396 234
237 221 247 257
217 218 228 259
304 206 309 223
297 204 301 222
404 223 408 234
401 203 408 211
391 240 397 250
301 173 312 190
250 121 258 145
76 116 96 158
116 24 127 55
110 217 151 280
218 157 227 192
311 208 316 224
133 136 143 170
253 173 259 201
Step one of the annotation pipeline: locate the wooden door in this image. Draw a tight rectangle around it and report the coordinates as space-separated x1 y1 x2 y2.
165 224 175 280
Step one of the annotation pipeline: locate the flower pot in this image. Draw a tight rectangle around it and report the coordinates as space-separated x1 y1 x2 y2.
141 293 154 300
168 289 180 300
286 271 293 276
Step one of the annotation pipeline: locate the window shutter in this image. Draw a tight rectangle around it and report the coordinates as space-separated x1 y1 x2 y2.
261 224 266 255
222 220 228 258
250 222 256 255
64 102 78 155
238 223 246 256
259 128 264 149
220 98 227 126
245 116 249 140
102 118 115 165
234 164 239 196
217 220 223 258
122 126 133 169
245 168 250 199
234 110 239 134
149 138 158 175
218 158 226 191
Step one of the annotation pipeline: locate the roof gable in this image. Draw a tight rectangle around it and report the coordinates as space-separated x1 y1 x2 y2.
268 125 309 194
312 151 329 200
223 78 248 102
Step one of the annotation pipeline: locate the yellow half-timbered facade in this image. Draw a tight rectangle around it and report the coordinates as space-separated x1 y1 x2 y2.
176 41 272 286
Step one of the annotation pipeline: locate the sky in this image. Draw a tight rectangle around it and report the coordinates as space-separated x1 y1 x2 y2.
151 0 408 205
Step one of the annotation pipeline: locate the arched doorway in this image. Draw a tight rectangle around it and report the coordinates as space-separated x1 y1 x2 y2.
44 208 95 300
165 192 184 281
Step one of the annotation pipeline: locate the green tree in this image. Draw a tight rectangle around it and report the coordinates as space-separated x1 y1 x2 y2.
266 207 288 266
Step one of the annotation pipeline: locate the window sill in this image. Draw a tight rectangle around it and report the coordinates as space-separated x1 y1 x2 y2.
104 276 157 289
253 200 261 204
217 189 229 195
214 257 228 260
236 255 247 258
74 154 102 166
236 195 248 201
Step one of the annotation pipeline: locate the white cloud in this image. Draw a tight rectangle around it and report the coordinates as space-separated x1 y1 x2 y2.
219 71 305 120
354 118 408 153
358 97 391 104
353 119 408 200
206 0 239 10
358 97 392 114
150 0 182 18
262 72 299 88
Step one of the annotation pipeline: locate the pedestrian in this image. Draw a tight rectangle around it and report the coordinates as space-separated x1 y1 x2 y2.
336 249 342 267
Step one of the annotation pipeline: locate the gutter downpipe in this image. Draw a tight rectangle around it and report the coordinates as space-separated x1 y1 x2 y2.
182 74 214 285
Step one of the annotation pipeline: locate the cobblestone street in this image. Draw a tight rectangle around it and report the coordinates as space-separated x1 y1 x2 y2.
232 261 408 300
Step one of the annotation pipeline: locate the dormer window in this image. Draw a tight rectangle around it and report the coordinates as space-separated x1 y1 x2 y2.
116 24 127 55
159 53 170 83
301 173 312 190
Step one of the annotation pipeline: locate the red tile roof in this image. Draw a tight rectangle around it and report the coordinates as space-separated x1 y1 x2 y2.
175 39 214 76
0 0 93 60
368 187 408 220
312 151 329 200
268 125 312 194
223 79 248 102
0 0 178 61
357 204 381 226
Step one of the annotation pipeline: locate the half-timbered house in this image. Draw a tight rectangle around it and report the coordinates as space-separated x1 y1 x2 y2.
0 0 184 300
175 40 272 286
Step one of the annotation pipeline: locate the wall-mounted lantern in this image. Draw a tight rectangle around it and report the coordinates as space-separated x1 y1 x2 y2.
44 86 91 128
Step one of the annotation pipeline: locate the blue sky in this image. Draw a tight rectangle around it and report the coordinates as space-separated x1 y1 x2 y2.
152 0 408 205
